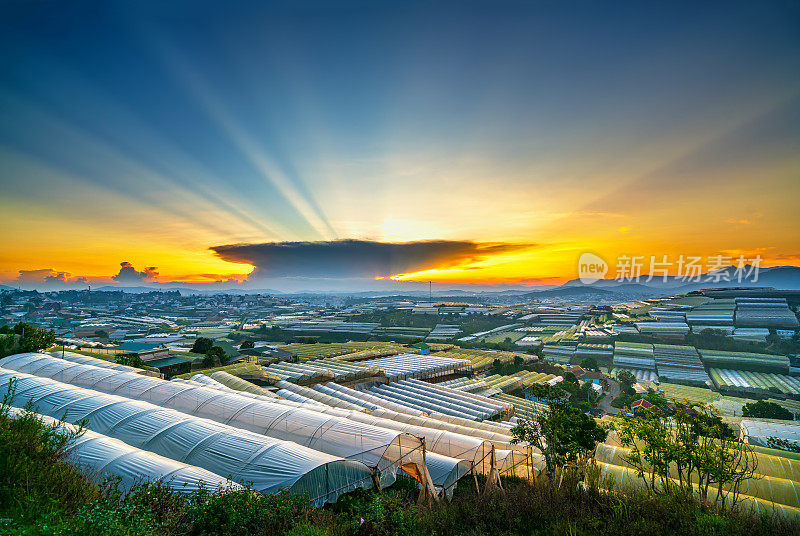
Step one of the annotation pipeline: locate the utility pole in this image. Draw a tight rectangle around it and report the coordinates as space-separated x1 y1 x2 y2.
429 281 432 301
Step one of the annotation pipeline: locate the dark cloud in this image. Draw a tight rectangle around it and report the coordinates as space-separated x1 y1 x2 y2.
14 269 81 289
112 262 159 283
210 239 534 280
16 269 64 284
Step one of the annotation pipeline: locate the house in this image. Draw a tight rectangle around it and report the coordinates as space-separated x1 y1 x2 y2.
570 366 606 385
409 342 431 355
631 398 654 416
251 346 296 361
144 355 193 376
114 341 169 362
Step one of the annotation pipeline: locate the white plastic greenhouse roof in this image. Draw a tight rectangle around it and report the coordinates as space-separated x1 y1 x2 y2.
364 380 507 421
50 350 160 376
741 419 800 447
0 366 372 504
355 353 471 380
0 353 423 489
7 407 241 493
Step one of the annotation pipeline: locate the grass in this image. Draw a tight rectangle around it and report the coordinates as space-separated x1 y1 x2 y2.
3 384 799 536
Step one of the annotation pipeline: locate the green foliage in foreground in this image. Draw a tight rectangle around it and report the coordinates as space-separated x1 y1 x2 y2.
2 398 799 536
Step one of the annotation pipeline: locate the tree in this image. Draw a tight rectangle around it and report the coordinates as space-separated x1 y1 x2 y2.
191 337 214 354
616 369 636 395
579 357 599 371
511 384 608 480
766 437 800 453
240 339 255 349
116 354 147 370
12 322 55 353
94 330 109 339
615 400 757 509
742 400 793 420
205 345 227 366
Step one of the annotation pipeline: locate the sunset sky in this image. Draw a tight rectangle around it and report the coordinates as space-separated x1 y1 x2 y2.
1 1 798 290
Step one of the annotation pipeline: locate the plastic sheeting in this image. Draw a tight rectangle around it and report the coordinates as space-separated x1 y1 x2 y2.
424 452 472 499
7 407 241 493
207 371 280 398
320 383 517 445
195 377 519 473
741 419 800 447
0 367 371 504
277 389 328 406
0 353 423 489
367 383 491 421
595 458 800 520
395 379 510 418
275 381 368 412
50 350 160 377
355 353 471 381
327 382 426 416
595 443 800 509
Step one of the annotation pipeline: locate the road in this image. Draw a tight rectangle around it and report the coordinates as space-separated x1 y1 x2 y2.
599 379 621 415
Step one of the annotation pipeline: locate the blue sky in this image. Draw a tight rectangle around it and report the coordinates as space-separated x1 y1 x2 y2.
1 1 798 290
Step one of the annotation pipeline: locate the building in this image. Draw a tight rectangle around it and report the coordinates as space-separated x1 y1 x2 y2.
409 342 431 355
115 342 169 362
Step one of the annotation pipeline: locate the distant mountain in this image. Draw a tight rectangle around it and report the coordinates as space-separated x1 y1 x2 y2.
524 286 616 298
92 285 285 296
559 265 800 293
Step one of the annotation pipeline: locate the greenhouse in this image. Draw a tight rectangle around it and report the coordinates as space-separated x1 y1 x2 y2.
262 361 335 384
652 345 710 385
648 308 687 322
492 393 547 421
698 349 790 374
731 328 771 342
50 350 161 377
207 370 280 397
424 452 473 498
741 420 800 448
734 298 799 329
354 353 472 380
594 443 800 511
709 368 800 395
7 407 241 493
274 380 369 411
0 353 426 489
0 367 372 504
613 342 655 370
635 321 690 337
610 367 658 384
392 379 511 418
574 343 614 361
365 382 499 421
321 382 426 415
541 345 574 364
439 377 500 397
685 299 736 327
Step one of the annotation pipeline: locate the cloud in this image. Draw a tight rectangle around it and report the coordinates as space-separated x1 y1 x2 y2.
16 268 63 284
111 262 159 283
12 269 87 289
210 239 535 280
